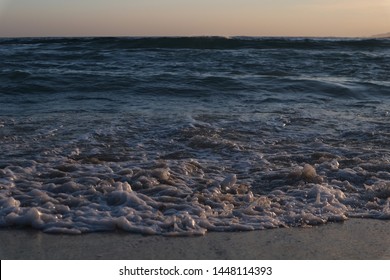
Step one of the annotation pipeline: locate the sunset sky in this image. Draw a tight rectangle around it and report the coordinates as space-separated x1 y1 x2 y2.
0 0 389 37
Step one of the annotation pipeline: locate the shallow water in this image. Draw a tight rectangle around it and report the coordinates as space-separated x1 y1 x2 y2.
0 37 390 235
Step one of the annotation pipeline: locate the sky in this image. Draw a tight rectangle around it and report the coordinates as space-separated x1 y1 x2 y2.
0 0 389 37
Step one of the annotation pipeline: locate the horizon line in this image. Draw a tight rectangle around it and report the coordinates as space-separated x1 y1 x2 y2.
0 34 387 39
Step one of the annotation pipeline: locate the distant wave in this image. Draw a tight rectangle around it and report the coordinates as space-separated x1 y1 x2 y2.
1 35 388 100
1 36 389 50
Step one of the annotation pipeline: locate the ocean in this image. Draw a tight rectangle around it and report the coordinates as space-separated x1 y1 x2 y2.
0 36 389 235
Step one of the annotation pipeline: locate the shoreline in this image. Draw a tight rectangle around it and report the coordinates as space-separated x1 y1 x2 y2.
0 219 389 260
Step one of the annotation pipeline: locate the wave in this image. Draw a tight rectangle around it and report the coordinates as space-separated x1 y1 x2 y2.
1 36 389 50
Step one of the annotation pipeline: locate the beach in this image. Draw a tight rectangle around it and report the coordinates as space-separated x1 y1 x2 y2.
1 219 389 260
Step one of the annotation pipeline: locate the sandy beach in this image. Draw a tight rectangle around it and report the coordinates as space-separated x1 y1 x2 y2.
0 219 389 260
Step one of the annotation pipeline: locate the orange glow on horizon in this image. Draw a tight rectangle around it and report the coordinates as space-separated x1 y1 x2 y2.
0 0 389 37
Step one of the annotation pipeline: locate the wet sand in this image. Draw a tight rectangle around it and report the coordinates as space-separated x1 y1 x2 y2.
0 219 389 260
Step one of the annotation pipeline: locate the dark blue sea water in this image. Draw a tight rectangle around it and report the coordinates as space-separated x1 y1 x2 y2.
0 37 389 235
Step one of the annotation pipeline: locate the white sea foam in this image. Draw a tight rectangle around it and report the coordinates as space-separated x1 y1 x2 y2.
0 149 388 235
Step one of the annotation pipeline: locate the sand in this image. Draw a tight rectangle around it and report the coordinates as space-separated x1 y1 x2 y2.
0 219 389 260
